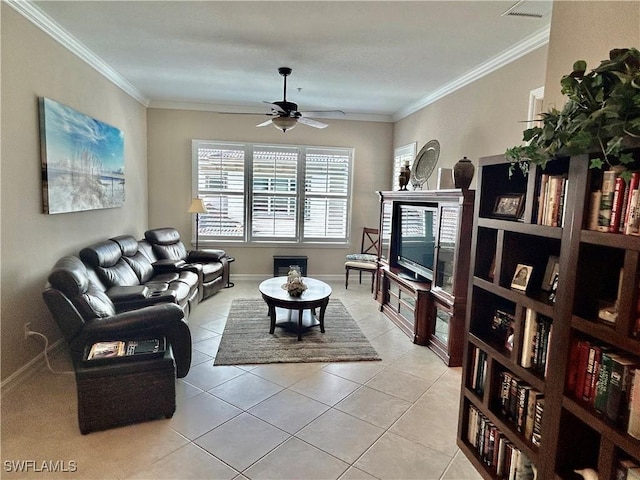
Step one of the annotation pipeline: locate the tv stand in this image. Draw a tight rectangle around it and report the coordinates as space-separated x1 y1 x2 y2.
380 267 431 345
376 189 474 366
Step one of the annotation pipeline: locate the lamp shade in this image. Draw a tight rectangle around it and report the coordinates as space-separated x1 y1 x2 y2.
272 116 297 132
187 198 208 214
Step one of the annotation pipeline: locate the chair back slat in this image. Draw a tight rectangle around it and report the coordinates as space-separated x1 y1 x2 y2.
361 227 379 255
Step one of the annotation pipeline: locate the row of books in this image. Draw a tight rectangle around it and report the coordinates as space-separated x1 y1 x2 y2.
499 371 544 446
617 458 640 480
588 170 640 235
566 339 640 439
520 309 553 376
470 346 488 396
536 173 568 227
467 404 537 479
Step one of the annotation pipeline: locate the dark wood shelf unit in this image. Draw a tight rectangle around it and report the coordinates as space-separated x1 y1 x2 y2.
376 189 474 367
458 151 640 480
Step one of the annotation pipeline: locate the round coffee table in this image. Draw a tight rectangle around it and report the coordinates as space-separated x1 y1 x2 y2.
258 276 332 341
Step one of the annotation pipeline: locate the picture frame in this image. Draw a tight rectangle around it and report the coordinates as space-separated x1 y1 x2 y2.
492 193 525 219
511 264 533 291
541 255 560 291
39 97 125 214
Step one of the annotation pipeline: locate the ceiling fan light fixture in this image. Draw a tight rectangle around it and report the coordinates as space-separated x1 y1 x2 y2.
272 116 297 132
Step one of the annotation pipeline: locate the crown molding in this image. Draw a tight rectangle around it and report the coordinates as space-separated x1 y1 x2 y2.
6 0 150 107
392 24 550 122
149 101 393 123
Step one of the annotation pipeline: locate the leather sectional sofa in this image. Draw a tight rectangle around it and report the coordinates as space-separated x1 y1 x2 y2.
43 227 232 377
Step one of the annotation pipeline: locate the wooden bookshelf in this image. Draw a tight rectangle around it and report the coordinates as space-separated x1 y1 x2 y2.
458 151 640 479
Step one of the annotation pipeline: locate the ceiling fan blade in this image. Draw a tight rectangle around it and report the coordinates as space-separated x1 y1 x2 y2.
256 119 273 127
300 110 346 118
298 117 328 129
263 101 286 114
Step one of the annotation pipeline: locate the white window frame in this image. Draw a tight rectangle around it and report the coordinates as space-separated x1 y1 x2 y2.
192 140 353 246
392 142 417 190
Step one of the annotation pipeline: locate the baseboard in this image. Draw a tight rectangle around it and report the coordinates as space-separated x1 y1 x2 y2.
1 338 67 396
230 274 344 282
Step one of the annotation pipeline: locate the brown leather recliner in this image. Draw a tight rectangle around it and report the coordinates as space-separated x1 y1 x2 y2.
143 227 230 300
42 255 192 378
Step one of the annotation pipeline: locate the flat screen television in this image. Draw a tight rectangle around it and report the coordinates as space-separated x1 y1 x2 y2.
396 204 437 281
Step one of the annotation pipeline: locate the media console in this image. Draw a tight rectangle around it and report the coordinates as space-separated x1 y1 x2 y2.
376 189 474 366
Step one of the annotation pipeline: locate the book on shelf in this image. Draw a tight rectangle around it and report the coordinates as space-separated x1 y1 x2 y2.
520 308 552 374
610 176 627 233
627 368 640 439
470 346 488 395
624 172 640 234
605 355 640 426
531 398 544 447
594 351 615 413
537 173 568 227
598 169 619 232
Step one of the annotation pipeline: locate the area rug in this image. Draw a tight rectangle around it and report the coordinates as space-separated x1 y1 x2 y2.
214 298 381 365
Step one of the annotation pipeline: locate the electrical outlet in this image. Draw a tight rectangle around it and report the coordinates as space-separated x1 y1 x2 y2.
24 322 32 339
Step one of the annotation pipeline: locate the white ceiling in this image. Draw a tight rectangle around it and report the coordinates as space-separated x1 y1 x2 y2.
16 0 552 121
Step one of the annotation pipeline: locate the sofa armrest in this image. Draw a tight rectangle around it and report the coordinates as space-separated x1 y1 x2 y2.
107 285 149 302
111 289 179 313
153 259 187 273
187 249 226 263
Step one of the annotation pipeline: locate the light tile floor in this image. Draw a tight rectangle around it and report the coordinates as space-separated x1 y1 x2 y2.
1 279 482 480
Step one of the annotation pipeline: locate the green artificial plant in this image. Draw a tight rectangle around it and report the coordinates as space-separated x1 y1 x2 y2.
506 48 640 179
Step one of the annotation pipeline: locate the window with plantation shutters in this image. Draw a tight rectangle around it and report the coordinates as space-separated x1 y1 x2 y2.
304 148 350 240
192 140 353 245
193 142 245 239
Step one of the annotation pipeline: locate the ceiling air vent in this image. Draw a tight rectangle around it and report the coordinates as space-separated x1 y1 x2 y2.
501 0 549 18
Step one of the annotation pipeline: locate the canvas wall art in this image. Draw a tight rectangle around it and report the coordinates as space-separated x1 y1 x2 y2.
39 97 125 214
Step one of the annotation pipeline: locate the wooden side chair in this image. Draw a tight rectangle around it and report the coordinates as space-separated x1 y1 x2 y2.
345 227 380 292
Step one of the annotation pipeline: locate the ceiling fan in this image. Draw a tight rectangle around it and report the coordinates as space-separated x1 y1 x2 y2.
255 67 345 132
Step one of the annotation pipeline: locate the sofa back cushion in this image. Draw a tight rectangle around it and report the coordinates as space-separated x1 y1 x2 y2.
80 241 139 287
145 227 188 261
111 235 155 283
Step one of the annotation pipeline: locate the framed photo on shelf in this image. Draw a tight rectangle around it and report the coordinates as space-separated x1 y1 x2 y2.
511 264 533 291
541 256 560 291
492 193 525 219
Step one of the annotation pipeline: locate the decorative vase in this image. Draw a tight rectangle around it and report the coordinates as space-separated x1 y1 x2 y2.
453 157 474 190
398 161 411 191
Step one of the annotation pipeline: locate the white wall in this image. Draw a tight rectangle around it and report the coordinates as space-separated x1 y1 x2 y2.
394 46 548 189
544 1 640 110
146 109 393 276
1 5 148 382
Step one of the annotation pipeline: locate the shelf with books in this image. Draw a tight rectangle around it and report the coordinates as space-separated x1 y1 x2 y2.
584 160 640 235
461 398 540 478
460 148 640 480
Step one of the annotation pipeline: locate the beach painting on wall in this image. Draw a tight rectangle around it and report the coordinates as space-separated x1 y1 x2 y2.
39 97 125 214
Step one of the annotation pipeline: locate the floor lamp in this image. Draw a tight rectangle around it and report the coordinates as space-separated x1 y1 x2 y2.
187 198 208 250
